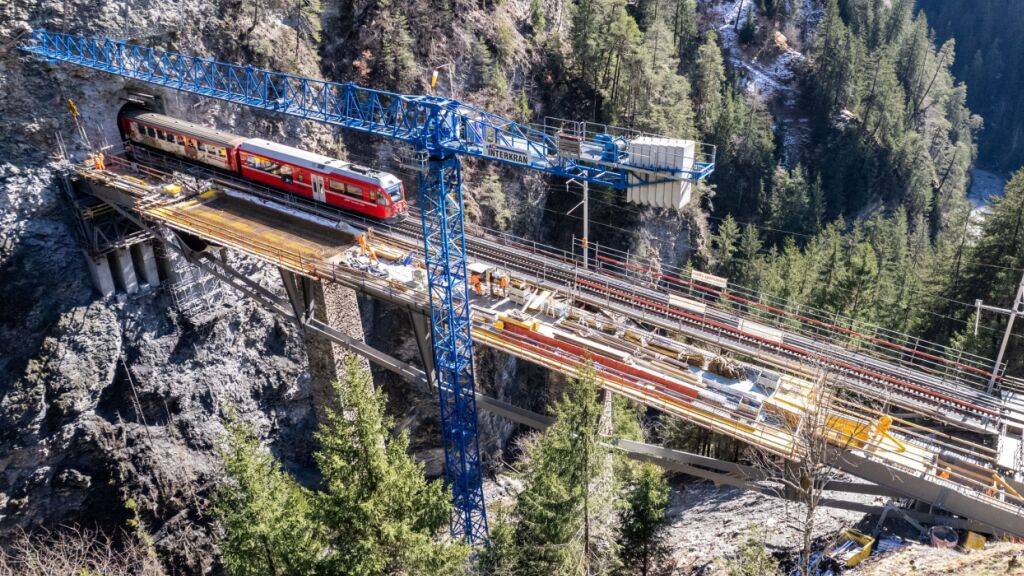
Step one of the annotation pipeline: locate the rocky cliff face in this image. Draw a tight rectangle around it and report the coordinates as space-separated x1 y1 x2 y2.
0 1 345 571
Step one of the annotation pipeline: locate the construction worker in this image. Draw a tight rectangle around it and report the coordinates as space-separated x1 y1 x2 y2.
93 151 105 171
500 274 509 297
986 475 999 497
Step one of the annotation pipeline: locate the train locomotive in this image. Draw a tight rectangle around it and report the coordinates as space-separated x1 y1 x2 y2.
117 109 408 221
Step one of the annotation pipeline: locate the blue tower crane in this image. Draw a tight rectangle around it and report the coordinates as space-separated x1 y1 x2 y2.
21 29 715 543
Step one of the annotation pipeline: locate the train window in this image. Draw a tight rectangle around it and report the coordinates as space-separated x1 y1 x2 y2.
279 165 293 183
246 155 280 172
295 172 304 183
218 148 227 158
329 179 345 192
345 184 363 198
146 126 156 138
157 130 167 141
386 184 402 202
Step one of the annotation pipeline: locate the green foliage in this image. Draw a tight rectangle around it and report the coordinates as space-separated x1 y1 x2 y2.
694 31 726 134
376 8 418 89
215 417 323 576
738 10 757 46
726 533 780 576
757 166 825 239
670 0 698 59
712 215 741 276
710 90 777 218
564 0 696 135
616 464 672 576
473 38 508 94
315 356 469 576
481 366 619 576
802 0 975 230
919 0 1024 171
529 0 546 35
723 208 955 345
941 170 1024 373
216 357 468 576
123 497 159 567
493 23 517 65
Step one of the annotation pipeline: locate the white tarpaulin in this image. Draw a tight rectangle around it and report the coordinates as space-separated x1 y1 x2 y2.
625 136 697 210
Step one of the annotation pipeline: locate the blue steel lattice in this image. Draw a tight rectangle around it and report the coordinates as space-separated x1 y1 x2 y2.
20 30 715 189
418 156 487 541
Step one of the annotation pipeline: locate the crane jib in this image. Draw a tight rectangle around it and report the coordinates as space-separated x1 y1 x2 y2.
21 30 714 189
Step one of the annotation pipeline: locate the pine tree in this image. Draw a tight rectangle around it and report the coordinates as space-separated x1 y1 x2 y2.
735 224 764 286
315 356 469 576
838 240 880 323
945 170 1024 374
375 2 418 89
570 0 604 80
530 0 546 34
694 30 726 135
726 532 780 576
670 0 698 60
738 10 757 45
482 366 617 576
216 418 323 576
616 464 671 576
614 399 671 576
712 215 741 277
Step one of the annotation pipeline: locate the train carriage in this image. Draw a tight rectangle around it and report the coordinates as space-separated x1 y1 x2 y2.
119 109 246 171
237 139 406 221
118 109 408 221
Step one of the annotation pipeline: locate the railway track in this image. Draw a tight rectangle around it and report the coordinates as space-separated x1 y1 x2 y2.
124 148 1019 439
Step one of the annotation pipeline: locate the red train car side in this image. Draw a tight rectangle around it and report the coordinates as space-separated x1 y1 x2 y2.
237 138 407 221
117 109 408 221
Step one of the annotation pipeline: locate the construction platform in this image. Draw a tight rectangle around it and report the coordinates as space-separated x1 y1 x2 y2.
69 155 1024 536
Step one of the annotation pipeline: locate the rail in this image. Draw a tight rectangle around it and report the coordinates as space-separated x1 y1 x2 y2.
108 149 1016 433
74 160 1024 532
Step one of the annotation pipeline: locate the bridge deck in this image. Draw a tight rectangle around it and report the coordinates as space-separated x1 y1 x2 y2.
72 160 1024 536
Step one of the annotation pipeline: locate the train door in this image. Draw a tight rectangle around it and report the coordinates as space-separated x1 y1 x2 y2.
311 174 326 202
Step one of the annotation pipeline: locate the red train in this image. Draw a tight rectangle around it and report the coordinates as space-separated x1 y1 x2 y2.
117 109 408 221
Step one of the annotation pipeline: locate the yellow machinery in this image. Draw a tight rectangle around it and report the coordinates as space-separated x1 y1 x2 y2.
828 528 874 568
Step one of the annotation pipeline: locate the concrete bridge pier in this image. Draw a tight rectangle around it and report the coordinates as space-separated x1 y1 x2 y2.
83 249 116 297
111 247 139 294
279 268 368 422
131 241 161 288
408 310 435 382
